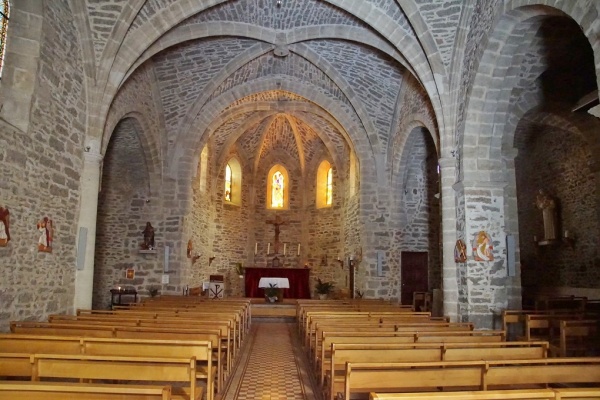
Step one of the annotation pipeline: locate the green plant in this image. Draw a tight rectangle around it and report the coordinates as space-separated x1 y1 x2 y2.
264 283 279 299
315 278 334 294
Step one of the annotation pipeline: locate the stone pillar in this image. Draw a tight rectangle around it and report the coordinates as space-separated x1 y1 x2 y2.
73 150 103 310
439 157 459 322
455 180 508 329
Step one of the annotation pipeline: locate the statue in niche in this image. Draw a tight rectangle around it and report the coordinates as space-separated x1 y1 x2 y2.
37 217 53 253
0 207 9 247
142 222 155 250
535 189 558 240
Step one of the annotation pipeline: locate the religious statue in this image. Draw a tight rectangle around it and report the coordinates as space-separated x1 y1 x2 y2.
0 206 9 247
454 239 467 263
142 222 155 250
266 214 288 254
535 189 557 240
187 239 193 258
37 217 53 253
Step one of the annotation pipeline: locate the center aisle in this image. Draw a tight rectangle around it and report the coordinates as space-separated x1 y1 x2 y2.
220 322 320 400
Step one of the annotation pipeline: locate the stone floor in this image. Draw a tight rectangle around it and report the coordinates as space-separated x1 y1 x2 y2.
219 321 320 400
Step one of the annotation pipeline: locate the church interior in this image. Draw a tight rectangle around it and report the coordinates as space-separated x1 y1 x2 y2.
1 0 600 398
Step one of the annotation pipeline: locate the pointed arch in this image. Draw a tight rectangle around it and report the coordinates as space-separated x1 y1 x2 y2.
267 164 289 210
316 160 333 209
224 157 242 206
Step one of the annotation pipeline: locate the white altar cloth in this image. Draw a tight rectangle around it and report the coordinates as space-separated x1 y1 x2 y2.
258 277 290 289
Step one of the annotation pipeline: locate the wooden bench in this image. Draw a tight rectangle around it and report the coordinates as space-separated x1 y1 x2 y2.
325 342 548 400
343 357 600 400
7 324 225 395
0 353 202 400
0 335 215 400
553 319 600 357
317 330 506 367
369 388 600 399
0 381 171 400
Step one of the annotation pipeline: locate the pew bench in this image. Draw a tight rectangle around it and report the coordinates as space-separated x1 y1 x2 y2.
0 381 172 400
343 357 600 400
0 353 202 400
369 388 600 399
325 342 548 400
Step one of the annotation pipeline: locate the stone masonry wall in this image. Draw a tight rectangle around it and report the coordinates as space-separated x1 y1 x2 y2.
0 2 86 331
517 124 599 289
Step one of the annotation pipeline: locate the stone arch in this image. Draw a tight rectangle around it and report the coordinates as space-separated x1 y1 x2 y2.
461 2 599 183
103 112 162 198
169 80 377 198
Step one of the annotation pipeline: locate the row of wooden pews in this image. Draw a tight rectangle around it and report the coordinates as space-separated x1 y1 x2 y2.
0 296 250 400
298 299 600 400
502 298 599 357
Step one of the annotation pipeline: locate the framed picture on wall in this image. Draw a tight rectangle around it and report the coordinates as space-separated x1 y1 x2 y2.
125 269 135 279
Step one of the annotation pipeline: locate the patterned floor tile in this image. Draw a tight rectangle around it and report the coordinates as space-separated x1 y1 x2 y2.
220 321 321 400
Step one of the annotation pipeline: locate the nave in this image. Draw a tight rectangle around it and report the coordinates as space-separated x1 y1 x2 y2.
221 322 319 400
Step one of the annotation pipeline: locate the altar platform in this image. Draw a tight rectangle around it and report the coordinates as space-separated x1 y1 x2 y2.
250 298 297 319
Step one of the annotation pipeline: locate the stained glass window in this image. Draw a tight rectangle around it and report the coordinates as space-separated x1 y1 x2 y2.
271 170 284 208
224 163 232 202
0 1 8 79
326 167 333 205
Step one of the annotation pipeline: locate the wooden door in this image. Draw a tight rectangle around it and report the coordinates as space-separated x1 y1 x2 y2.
400 251 428 305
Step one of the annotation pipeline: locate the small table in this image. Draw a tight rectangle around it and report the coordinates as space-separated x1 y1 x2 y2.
110 288 138 307
258 277 289 302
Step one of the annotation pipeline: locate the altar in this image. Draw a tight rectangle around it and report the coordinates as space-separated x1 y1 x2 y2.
245 267 311 299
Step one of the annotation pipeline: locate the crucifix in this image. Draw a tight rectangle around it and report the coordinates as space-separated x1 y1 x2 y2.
266 215 288 254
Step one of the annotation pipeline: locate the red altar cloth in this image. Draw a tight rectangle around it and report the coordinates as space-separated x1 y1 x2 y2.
245 267 311 299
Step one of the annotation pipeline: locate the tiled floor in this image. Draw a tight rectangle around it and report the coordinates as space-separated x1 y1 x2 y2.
220 321 320 400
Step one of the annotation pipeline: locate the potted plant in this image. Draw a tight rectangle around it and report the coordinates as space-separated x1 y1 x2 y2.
315 278 334 300
264 283 279 303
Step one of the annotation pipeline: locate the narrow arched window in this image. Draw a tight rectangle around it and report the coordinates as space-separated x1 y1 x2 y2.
224 164 232 202
0 1 9 78
267 164 289 209
316 160 333 208
224 158 242 206
199 145 208 192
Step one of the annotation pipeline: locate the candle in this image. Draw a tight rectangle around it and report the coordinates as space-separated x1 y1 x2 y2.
350 255 353 261
254 242 258 255
297 244 300 256
267 243 270 254
564 230 569 238
283 243 287 256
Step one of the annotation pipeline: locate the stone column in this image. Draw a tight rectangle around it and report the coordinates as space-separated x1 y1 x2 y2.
73 150 103 310
439 157 459 322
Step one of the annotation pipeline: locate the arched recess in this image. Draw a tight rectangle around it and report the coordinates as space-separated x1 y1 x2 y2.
391 125 441 304
316 160 333 209
93 116 157 310
0 0 42 133
223 157 242 206
266 164 289 210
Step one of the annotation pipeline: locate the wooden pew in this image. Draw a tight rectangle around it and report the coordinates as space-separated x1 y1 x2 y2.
7 323 226 394
317 330 506 368
0 335 215 400
0 353 202 400
369 388 600 399
553 319 600 357
325 342 548 400
343 358 600 400
0 381 172 400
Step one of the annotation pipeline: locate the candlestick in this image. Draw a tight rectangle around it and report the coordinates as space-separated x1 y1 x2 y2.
254 242 257 255
283 243 287 256
267 242 270 254
297 243 300 256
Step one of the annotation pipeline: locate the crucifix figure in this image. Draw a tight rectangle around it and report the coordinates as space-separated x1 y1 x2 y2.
266 215 288 254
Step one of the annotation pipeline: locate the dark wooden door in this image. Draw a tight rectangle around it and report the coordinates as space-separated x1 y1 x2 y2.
400 251 428 305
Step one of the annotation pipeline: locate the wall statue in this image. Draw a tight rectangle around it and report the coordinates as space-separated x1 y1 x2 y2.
535 189 558 240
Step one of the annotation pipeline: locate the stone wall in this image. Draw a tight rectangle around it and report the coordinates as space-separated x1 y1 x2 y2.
0 2 86 331
517 123 599 289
